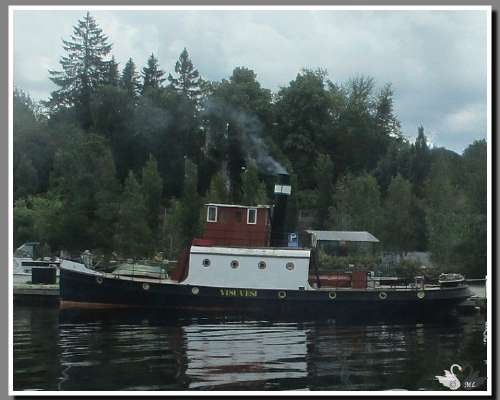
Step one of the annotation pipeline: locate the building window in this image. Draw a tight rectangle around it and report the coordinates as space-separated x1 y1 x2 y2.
247 208 257 224
258 261 266 270
231 260 239 269
207 206 217 222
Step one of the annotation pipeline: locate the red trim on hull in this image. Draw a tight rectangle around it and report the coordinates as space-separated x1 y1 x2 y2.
60 300 143 310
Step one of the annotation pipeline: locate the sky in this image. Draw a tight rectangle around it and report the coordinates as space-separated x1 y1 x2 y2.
12 8 488 153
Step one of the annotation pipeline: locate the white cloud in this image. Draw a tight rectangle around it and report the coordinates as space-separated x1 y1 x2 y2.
12 8 488 153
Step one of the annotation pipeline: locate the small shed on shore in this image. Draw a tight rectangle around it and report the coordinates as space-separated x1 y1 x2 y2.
305 230 380 256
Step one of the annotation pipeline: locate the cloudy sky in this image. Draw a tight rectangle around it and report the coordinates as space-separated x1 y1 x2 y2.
12 7 488 153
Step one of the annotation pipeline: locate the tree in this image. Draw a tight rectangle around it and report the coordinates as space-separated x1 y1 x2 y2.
240 161 268 205
114 171 152 258
134 86 200 197
13 88 53 195
89 85 136 180
205 170 230 204
425 158 468 272
164 159 203 255
180 159 203 244
331 76 394 175
329 173 383 237
314 154 334 229
50 133 120 252
14 154 39 200
274 69 332 189
203 67 274 200
141 53 165 94
382 174 416 254
410 125 431 197
141 154 163 240
373 139 412 194
30 193 65 251
167 159 203 251
374 84 402 140
104 56 119 86
168 48 203 102
47 12 113 129
456 140 487 278
120 58 141 99
13 199 35 248
461 140 487 215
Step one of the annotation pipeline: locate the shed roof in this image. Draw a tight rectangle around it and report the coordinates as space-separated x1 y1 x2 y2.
306 230 380 243
205 203 272 209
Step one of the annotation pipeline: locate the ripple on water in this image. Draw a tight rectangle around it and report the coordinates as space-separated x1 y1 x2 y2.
13 307 487 391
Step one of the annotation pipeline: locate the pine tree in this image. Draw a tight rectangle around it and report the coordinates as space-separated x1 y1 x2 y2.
47 12 112 129
375 84 402 139
104 56 119 86
168 48 203 102
141 53 165 94
411 125 431 197
120 58 140 98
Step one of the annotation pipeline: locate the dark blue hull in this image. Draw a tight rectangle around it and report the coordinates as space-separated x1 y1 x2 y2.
59 267 472 319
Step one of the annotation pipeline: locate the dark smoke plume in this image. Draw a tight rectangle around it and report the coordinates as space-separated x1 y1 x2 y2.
202 98 287 175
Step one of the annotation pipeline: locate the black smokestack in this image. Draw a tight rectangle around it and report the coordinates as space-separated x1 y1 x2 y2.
270 173 291 247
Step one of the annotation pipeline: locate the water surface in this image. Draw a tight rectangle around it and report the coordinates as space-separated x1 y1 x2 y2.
13 305 487 391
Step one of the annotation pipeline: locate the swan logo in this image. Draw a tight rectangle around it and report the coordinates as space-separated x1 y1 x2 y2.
435 364 462 390
435 364 486 390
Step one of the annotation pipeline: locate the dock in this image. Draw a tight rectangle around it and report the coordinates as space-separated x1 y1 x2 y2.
14 283 60 306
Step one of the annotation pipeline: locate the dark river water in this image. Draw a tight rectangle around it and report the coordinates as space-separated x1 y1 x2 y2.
13 305 487 392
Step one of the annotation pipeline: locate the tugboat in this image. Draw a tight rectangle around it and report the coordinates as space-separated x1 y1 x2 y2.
58 174 472 317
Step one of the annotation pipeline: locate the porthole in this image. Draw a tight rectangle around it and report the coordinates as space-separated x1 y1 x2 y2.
231 260 239 269
96 276 103 285
417 291 425 299
328 291 337 300
379 291 388 300
258 261 266 270
142 282 150 291
192 287 199 295
278 290 287 299
202 258 211 267
286 262 294 271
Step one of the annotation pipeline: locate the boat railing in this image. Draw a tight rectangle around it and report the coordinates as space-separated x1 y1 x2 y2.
313 272 446 290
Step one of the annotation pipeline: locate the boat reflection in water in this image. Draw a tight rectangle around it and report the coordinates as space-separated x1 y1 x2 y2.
13 306 487 391
183 322 308 390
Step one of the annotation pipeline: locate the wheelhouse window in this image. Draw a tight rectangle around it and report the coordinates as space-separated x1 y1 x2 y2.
247 208 257 224
207 206 217 222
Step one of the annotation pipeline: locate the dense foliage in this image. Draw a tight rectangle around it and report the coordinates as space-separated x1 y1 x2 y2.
13 13 487 277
